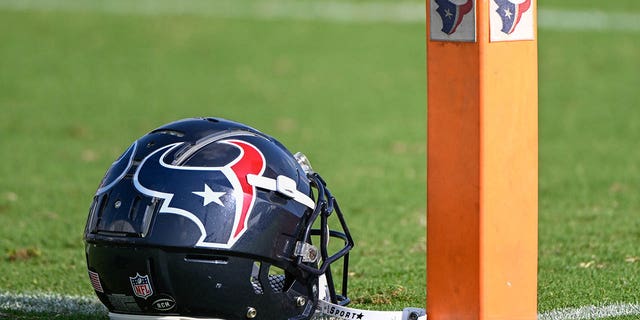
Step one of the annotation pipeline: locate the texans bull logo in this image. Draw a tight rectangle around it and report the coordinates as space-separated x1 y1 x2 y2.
494 0 532 34
435 0 474 35
132 139 266 248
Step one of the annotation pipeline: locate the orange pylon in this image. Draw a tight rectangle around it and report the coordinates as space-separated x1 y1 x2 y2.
427 1 538 319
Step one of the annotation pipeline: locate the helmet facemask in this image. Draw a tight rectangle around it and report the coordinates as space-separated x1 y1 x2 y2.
294 170 354 307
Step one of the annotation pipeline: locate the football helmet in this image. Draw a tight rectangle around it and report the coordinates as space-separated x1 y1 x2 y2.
84 118 354 320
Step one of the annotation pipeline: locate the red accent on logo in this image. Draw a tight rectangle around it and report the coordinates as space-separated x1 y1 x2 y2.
459 0 474 19
134 285 151 297
452 0 474 35
225 140 266 240
513 0 532 33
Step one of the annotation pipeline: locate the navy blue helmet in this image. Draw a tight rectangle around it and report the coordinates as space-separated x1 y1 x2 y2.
84 118 353 320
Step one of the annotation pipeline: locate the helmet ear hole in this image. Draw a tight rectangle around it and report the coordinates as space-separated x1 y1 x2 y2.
267 265 286 293
250 262 264 294
250 262 289 294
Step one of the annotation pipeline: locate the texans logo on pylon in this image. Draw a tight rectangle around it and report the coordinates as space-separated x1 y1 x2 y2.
133 139 266 248
494 0 532 34
435 0 474 35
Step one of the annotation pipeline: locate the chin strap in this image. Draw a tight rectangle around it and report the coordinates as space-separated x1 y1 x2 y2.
312 300 426 320
312 275 426 320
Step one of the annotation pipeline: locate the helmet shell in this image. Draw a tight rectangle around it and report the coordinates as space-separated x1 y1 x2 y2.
85 118 318 319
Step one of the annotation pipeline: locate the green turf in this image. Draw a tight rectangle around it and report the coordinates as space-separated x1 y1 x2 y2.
0 5 425 318
537 1 640 314
2 0 640 319
538 27 640 311
0 310 97 320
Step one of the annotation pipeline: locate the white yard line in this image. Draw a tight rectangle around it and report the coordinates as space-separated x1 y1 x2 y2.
0 0 425 23
0 291 106 315
1 291 640 319
539 8 640 32
538 303 640 320
1 0 640 32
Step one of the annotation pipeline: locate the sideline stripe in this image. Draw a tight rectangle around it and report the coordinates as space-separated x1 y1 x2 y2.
539 8 640 33
1 291 640 319
1 0 640 32
0 0 425 23
0 292 106 315
538 303 640 320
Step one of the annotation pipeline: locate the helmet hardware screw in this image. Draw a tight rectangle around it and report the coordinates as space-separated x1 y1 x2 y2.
246 307 257 319
307 247 317 261
296 296 306 307
114 200 122 209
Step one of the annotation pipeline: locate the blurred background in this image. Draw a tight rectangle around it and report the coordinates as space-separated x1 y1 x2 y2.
1 0 640 318
0 0 427 314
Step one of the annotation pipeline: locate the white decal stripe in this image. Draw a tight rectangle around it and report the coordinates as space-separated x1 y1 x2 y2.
2 0 640 32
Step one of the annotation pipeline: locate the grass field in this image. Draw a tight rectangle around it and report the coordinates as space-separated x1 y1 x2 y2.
1 0 640 319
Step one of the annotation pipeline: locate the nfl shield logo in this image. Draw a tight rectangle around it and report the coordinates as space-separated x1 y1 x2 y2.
129 273 153 299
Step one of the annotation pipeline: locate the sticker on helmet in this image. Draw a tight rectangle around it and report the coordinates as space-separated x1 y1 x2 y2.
151 295 177 312
133 139 266 248
88 270 104 293
129 273 154 299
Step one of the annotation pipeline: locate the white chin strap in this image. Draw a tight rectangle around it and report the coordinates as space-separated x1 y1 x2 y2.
110 310 426 320
108 314 219 320
110 305 426 320
313 300 426 320
313 275 426 320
